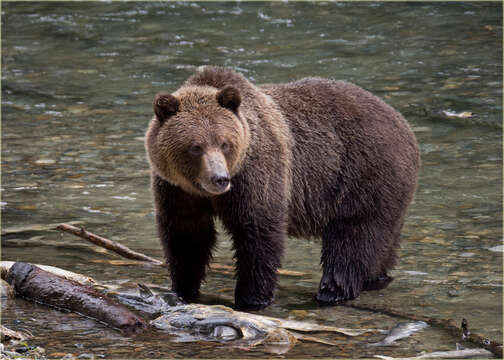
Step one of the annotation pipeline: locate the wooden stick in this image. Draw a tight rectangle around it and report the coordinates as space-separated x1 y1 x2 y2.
55 223 163 266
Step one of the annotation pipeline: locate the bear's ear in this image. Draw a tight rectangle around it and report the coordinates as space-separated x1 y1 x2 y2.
217 86 241 112
153 93 180 122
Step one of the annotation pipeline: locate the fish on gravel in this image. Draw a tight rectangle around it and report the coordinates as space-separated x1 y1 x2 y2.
370 321 428 346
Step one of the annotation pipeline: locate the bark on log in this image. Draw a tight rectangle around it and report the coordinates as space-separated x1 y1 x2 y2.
1 260 96 286
5 262 146 335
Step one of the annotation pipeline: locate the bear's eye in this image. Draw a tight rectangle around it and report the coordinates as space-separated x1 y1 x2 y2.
188 145 203 156
221 141 230 152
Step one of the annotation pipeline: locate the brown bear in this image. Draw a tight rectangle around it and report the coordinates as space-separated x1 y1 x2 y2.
145 66 420 310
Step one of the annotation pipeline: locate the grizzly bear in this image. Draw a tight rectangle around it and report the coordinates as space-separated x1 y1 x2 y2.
145 66 420 310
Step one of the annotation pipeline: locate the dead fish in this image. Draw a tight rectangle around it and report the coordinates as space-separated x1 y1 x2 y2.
374 348 493 359
151 303 298 354
118 284 374 354
370 321 428 346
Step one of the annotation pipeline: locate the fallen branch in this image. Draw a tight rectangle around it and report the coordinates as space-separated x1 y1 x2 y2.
346 302 502 358
56 223 163 265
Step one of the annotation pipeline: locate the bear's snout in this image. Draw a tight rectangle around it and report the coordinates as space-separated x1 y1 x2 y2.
200 150 231 195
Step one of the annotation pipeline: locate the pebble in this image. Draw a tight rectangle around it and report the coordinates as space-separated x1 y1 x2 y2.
459 252 475 257
78 353 94 359
35 159 56 165
404 270 428 276
77 69 98 74
412 126 431 133
111 195 136 201
51 352 70 358
448 289 461 297
288 310 308 319
68 105 88 114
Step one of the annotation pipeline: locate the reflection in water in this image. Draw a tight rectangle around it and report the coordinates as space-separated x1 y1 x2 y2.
1 2 502 358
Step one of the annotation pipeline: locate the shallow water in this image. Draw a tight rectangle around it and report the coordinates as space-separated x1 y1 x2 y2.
1 2 502 358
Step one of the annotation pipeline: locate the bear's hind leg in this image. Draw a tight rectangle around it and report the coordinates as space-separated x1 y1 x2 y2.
362 223 402 291
316 217 392 305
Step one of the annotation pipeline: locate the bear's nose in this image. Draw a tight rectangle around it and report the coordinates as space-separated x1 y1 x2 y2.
211 175 230 189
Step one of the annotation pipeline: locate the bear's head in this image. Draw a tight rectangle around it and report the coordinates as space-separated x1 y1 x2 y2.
145 85 250 197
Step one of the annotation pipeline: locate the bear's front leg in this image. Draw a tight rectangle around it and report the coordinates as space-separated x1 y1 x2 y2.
152 176 216 302
218 178 288 310
159 215 216 302
226 215 286 310
235 217 287 310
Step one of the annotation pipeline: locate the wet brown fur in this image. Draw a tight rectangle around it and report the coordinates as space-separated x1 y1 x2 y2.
145 66 420 309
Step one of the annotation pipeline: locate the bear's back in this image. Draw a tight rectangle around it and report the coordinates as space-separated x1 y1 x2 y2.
260 78 419 237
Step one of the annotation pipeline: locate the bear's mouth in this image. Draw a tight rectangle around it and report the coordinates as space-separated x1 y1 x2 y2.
199 181 231 196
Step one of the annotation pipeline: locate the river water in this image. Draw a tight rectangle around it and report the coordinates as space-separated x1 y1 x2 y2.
1 2 502 358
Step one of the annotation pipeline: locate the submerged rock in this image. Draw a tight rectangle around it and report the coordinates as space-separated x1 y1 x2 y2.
0 325 45 360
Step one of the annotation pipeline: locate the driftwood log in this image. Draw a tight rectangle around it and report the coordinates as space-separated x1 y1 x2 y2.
4 262 145 335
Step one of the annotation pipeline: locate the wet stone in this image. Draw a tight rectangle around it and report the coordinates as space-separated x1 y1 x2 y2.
77 353 95 359
288 310 309 320
35 159 56 165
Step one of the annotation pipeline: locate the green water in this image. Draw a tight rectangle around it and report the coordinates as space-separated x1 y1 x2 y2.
1 2 502 358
